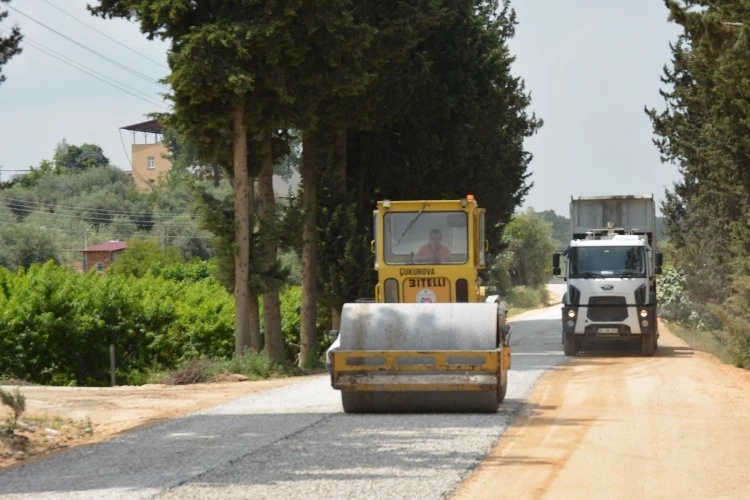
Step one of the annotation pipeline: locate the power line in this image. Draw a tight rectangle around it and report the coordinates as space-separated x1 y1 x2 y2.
38 0 169 71
8 4 168 87
2 217 215 246
0 195 200 223
29 222 214 243
0 27 167 109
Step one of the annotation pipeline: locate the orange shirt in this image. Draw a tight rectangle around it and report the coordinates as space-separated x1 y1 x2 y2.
415 243 451 263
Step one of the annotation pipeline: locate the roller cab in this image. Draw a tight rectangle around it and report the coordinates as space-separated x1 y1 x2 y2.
327 197 511 413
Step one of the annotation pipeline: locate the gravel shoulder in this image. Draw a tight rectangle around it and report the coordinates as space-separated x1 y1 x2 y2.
451 323 750 499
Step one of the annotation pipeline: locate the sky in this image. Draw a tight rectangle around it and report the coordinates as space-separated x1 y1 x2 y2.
0 1 683 216
0 0 169 180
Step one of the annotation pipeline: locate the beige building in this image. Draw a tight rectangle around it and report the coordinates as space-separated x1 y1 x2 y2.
122 120 171 190
121 119 300 196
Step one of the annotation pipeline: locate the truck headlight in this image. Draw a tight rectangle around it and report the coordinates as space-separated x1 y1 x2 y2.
641 319 649 328
566 319 575 328
639 309 648 318
567 309 576 318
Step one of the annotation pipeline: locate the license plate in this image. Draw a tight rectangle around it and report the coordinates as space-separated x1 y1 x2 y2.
597 327 619 334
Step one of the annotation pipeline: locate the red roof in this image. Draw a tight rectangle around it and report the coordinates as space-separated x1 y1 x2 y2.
79 241 128 253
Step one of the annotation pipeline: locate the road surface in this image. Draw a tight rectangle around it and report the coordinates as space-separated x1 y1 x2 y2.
2 294 749 499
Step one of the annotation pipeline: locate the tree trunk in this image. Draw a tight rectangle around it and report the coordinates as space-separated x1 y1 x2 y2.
259 128 285 362
233 99 252 357
299 131 318 368
331 127 348 331
212 163 221 187
335 127 347 183
249 290 261 353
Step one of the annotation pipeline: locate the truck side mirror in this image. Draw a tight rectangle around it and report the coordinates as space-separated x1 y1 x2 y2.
655 251 663 275
552 253 561 276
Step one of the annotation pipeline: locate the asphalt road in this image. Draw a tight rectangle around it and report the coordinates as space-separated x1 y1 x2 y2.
0 295 568 500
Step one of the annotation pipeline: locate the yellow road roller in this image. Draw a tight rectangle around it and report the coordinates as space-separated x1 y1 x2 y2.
327 196 511 413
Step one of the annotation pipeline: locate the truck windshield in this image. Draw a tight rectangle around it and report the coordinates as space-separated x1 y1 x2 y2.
384 211 468 265
569 246 646 278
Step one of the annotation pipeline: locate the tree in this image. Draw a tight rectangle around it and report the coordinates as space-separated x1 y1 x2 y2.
322 0 541 313
90 0 279 358
53 141 110 172
537 209 571 250
348 0 541 242
0 224 59 271
0 0 22 85
491 209 555 291
647 0 750 364
107 240 182 278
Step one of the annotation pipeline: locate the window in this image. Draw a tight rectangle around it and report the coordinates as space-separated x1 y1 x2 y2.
383 211 468 265
147 156 156 170
569 246 646 278
96 262 105 273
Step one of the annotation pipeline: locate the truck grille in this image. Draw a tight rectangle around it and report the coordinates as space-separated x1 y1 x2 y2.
586 296 627 321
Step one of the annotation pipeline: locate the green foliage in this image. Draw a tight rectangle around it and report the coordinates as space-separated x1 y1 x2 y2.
0 224 60 271
0 0 23 86
657 266 693 323
536 210 570 250
149 259 216 282
647 0 750 365
53 140 110 172
0 262 235 385
277 286 330 364
108 240 182 278
506 286 550 312
0 387 25 431
347 0 541 247
317 189 376 314
210 351 285 380
0 263 329 385
489 209 556 294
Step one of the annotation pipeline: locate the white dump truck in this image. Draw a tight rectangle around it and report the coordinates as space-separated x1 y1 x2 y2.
552 195 663 356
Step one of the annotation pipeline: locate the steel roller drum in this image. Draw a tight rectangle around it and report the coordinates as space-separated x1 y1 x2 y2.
338 302 498 350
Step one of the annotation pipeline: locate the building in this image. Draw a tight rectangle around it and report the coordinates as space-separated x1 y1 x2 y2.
121 119 301 196
79 241 128 273
122 120 170 190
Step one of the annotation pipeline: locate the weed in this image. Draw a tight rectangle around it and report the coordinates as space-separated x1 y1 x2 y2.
164 360 210 385
0 388 26 432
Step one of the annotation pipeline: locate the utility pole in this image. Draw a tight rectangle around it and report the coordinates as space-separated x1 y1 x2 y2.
84 229 88 272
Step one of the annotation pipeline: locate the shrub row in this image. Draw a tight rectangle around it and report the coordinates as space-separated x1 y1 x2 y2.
0 262 323 386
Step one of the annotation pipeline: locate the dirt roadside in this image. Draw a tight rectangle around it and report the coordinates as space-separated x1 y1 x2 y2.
451 323 750 499
0 375 316 470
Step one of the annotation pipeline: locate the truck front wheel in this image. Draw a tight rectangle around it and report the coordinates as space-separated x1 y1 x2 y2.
641 333 656 356
563 332 577 356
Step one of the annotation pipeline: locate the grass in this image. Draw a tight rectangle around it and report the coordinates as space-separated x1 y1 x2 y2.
506 285 553 316
662 320 734 365
141 351 308 387
1 413 94 463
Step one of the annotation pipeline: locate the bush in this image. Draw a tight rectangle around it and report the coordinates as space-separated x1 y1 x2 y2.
213 351 286 380
657 267 692 322
507 286 549 310
164 360 210 385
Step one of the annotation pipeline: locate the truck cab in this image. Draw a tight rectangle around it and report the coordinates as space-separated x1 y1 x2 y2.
553 196 663 356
